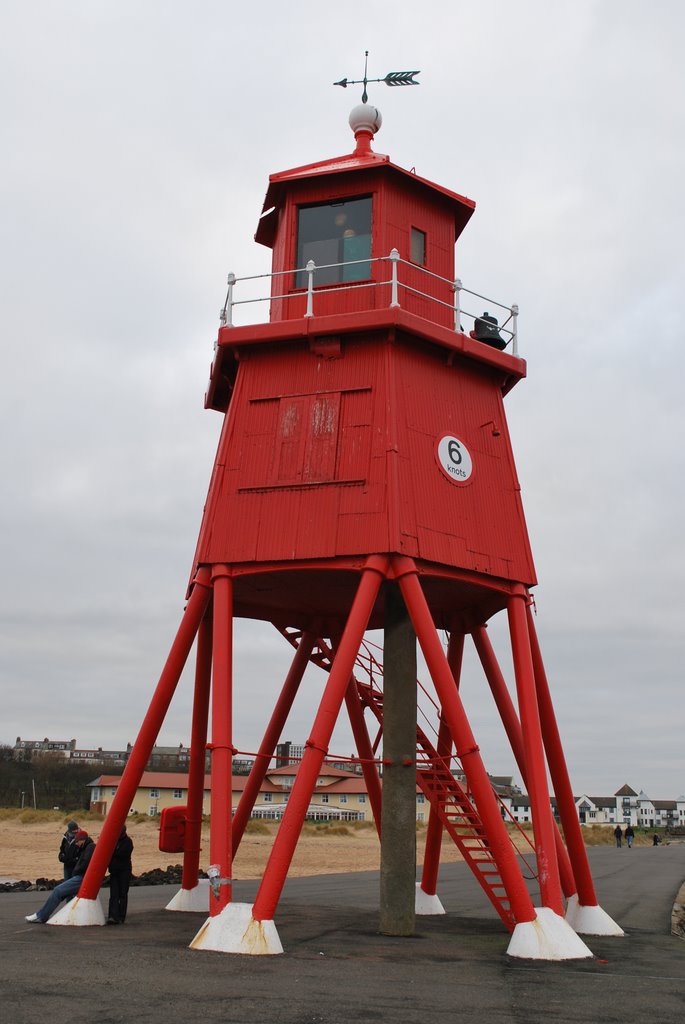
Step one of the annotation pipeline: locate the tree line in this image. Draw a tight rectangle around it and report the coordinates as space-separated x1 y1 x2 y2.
0 746 116 810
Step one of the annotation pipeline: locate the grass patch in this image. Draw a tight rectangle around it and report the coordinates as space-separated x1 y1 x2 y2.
18 809 64 824
305 824 352 837
244 820 270 835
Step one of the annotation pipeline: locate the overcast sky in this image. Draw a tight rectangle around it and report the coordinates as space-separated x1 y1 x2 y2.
1 1 683 801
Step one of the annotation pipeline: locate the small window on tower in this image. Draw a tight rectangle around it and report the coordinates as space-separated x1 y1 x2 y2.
296 196 372 287
410 227 426 265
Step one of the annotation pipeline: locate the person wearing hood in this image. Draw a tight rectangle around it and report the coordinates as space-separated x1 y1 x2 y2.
58 820 80 879
25 830 95 924
107 825 134 925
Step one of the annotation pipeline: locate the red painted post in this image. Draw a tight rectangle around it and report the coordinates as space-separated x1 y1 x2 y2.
447 631 465 686
472 623 577 899
420 632 462 896
345 679 383 837
507 590 564 916
394 558 536 925
181 607 213 892
252 556 388 922
526 603 599 907
232 630 317 850
78 567 212 900
209 565 233 915
420 711 452 896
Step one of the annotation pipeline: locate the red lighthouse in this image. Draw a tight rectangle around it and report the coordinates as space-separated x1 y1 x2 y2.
57 93 622 958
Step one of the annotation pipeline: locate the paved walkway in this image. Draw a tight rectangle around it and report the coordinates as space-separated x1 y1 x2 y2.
1 845 683 1024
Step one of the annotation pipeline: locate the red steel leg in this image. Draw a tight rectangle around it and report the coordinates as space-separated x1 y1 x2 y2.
507 590 563 915
345 678 383 837
79 567 213 900
209 565 233 915
252 556 388 922
526 602 598 907
420 631 462 896
394 558 536 925
232 630 317 850
472 624 577 900
420 711 452 896
181 607 213 892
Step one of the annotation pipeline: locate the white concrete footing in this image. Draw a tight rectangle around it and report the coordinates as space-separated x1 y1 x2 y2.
506 907 594 960
166 880 210 912
565 894 625 936
415 883 446 915
47 896 105 927
189 902 283 955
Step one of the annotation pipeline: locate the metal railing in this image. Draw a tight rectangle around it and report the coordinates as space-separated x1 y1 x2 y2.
219 249 519 355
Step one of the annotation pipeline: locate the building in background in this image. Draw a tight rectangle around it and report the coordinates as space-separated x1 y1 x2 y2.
88 764 382 821
87 765 685 829
13 737 77 759
574 785 685 828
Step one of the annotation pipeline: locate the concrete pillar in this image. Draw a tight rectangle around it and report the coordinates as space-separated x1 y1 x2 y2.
379 581 417 936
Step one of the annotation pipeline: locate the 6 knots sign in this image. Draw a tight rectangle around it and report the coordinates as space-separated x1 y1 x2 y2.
435 434 473 485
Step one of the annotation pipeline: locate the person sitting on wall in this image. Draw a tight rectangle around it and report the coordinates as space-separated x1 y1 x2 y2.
25 829 95 923
470 312 507 351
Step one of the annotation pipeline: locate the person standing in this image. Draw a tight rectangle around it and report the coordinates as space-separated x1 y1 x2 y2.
26 830 95 923
614 825 623 848
58 820 80 879
107 825 134 925
625 824 635 848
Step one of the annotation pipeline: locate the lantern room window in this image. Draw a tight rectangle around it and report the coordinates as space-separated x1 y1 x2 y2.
295 196 372 287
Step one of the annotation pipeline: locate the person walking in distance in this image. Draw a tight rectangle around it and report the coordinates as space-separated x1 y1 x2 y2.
107 825 134 925
614 825 623 848
25 830 95 923
58 820 80 879
625 824 635 848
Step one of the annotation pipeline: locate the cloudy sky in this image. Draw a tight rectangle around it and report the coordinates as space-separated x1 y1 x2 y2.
2 1 683 801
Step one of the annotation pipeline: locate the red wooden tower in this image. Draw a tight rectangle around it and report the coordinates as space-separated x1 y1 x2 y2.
56 97 622 958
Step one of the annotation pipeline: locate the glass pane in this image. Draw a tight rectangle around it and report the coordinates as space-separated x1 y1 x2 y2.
296 197 372 287
411 227 426 265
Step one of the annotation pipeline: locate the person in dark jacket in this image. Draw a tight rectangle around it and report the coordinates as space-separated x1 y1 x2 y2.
107 825 134 924
26 830 95 923
625 824 635 848
58 820 80 879
613 825 623 848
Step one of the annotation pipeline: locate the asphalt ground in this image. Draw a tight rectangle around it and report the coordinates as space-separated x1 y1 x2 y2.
1 845 683 1024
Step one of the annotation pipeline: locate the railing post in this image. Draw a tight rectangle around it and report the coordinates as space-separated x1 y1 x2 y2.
389 248 400 308
511 303 519 356
221 272 235 328
305 260 315 318
453 278 462 333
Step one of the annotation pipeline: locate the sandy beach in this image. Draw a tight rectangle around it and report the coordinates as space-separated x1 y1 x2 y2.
0 816 465 882
0 811 628 884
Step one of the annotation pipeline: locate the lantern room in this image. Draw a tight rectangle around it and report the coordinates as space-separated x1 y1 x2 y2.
255 103 475 327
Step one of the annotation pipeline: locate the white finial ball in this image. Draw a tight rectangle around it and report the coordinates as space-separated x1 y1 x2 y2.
349 103 382 136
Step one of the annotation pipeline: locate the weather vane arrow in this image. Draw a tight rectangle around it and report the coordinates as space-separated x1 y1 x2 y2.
334 51 420 104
